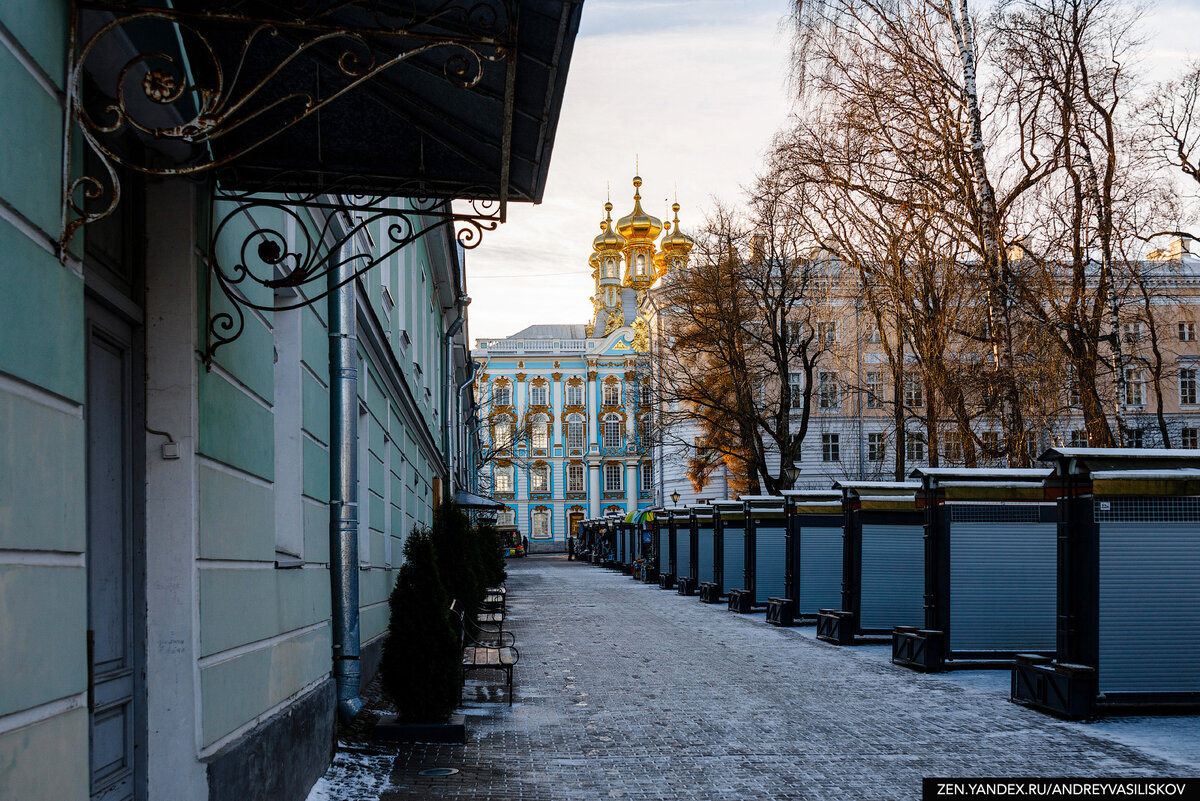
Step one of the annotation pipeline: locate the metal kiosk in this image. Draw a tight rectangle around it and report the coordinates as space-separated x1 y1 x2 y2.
771 490 844 627
652 511 675 589
894 468 1057 672
692 503 717 598
702 500 745 604
729 497 787 614
1012 448 1200 719
817 481 923 645
673 507 699 596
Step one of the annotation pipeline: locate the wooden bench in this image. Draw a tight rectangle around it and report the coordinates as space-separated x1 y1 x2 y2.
451 601 519 705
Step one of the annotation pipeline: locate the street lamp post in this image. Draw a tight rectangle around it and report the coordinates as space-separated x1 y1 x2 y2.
670 490 680 506
782 464 800 490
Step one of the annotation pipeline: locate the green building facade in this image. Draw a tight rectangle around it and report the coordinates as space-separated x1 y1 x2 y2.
0 2 580 799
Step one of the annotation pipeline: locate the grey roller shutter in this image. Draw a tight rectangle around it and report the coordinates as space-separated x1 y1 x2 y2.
675 527 690 579
859 523 924 630
724 529 745 592
948 519 1056 652
798 526 843 616
657 528 669 571
1099 520 1200 694
755 525 787 603
698 526 715 584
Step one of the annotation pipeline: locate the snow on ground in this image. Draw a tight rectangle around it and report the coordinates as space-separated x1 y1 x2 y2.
305 745 396 801
791 621 1200 771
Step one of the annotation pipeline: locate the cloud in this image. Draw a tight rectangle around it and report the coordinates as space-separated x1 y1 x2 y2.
466 1 795 341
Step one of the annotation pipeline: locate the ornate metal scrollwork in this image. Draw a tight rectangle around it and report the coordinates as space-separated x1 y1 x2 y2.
62 0 514 254
204 189 500 366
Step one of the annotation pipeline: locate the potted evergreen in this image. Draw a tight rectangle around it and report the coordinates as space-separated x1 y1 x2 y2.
379 527 462 728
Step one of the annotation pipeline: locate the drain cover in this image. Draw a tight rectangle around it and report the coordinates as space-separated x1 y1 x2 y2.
418 768 460 777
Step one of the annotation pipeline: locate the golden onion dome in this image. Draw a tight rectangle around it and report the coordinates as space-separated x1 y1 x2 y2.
592 201 627 252
588 250 600 279
616 176 663 241
659 202 694 256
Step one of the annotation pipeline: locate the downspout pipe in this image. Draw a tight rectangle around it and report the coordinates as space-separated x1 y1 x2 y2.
444 296 470 490
329 231 363 725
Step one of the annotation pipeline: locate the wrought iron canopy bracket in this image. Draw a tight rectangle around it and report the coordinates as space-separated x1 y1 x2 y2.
61 0 519 257
204 188 500 367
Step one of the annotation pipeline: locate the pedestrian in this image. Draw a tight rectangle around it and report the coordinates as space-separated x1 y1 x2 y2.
522 535 528 556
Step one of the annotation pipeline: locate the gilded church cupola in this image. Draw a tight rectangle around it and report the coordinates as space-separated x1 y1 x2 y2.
617 175 662 291
658 200 694 276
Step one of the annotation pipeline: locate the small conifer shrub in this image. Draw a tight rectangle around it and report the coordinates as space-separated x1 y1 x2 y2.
380 527 461 723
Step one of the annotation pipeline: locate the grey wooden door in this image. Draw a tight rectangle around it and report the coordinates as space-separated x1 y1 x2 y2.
86 300 142 801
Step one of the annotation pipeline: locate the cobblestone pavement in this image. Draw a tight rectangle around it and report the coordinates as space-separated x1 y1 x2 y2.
366 556 1196 801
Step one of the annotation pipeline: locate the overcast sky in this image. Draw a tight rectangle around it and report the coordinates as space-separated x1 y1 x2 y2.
463 0 1200 343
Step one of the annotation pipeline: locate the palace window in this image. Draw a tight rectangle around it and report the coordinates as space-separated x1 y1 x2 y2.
493 385 511 406
603 414 622 449
635 253 646 275
1124 428 1145 448
866 326 882 344
604 463 623 492
568 464 585 492
1180 321 1196 342
530 384 548 406
566 383 584 406
603 382 620 406
822 433 840 462
494 464 513 493
531 414 548 449
567 413 585 449
493 415 513 449
530 464 550 493
638 415 652 444
532 509 550 538
1123 321 1144 342
497 507 516 526
1069 429 1089 448
1182 427 1199 448
640 383 651 406
640 462 653 491
868 432 886 462
982 430 1000 455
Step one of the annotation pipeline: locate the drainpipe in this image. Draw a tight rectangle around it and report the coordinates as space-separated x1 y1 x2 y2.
454 362 478 489
329 230 363 725
444 296 471 490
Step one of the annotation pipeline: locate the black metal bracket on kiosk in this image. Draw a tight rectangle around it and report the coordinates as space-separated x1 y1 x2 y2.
892 627 945 672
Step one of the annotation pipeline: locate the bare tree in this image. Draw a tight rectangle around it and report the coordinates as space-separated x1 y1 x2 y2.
655 187 830 495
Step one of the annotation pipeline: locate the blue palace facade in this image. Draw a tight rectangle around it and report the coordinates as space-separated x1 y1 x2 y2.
472 176 693 550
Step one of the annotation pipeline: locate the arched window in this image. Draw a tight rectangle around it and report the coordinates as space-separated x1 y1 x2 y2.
603 413 622 449
635 252 646 275
531 413 548 449
566 413 585 449
605 258 617 278
638 415 651 445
